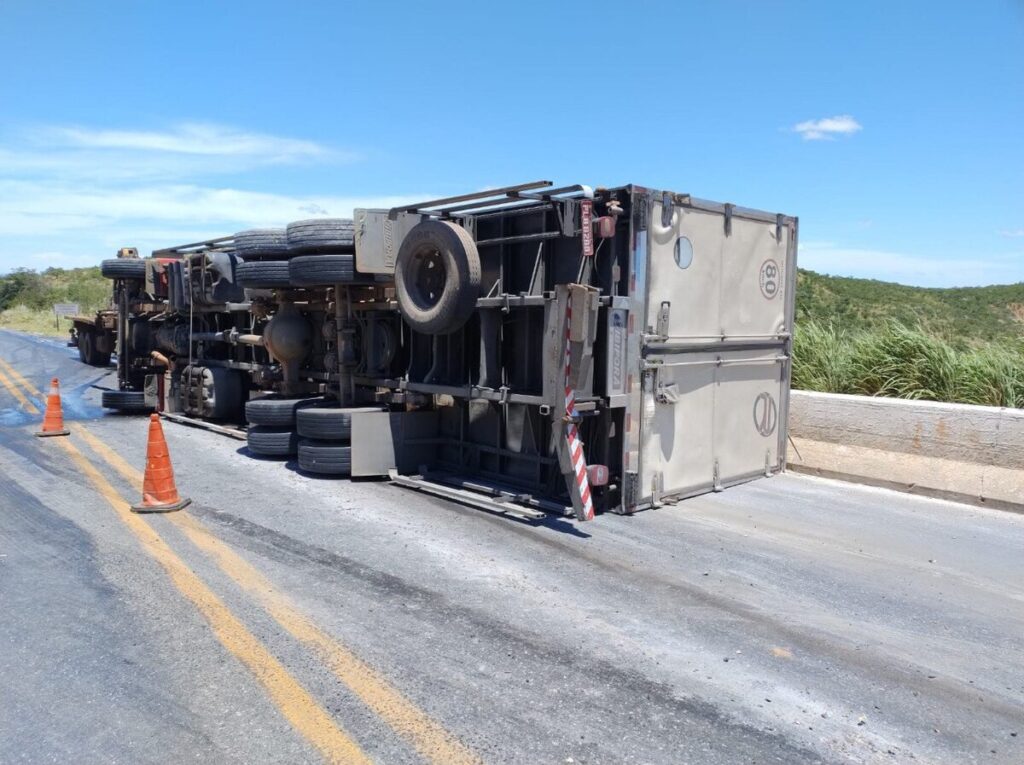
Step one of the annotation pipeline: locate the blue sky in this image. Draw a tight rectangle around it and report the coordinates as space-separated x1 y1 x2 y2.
0 0 1021 287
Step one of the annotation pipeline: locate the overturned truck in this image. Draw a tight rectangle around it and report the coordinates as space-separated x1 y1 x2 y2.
97 181 797 520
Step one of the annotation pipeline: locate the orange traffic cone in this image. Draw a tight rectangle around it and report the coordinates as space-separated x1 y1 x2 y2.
35 377 70 437
131 414 191 513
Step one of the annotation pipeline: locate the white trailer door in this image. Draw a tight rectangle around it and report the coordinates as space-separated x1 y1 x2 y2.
637 197 795 504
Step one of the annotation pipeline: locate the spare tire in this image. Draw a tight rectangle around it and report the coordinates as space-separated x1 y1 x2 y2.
394 220 480 335
234 229 289 259
297 440 351 476
102 389 151 412
246 426 298 457
296 405 382 440
101 259 147 280
236 260 292 288
289 255 355 287
286 219 355 253
244 395 321 427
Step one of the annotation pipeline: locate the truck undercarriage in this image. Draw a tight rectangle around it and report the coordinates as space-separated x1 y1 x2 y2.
91 181 798 520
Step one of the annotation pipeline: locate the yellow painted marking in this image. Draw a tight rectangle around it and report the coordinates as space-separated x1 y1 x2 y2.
74 424 480 765
0 356 42 396
6 349 481 765
75 426 143 490
771 646 793 659
174 512 482 765
0 365 39 413
54 436 372 765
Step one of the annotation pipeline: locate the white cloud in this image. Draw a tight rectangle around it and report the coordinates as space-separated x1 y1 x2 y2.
0 122 359 184
793 115 862 141
999 228 1024 238
0 122 423 272
0 180 416 231
0 182 424 269
42 123 341 161
799 242 1024 287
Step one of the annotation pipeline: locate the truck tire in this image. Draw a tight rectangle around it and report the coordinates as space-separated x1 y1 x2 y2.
101 259 146 280
286 219 355 254
288 255 355 287
297 440 351 475
101 390 151 412
77 329 92 364
129 320 151 355
78 329 111 366
236 260 292 288
394 220 480 335
244 395 320 427
234 229 289 259
246 426 299 457
295 405 381 440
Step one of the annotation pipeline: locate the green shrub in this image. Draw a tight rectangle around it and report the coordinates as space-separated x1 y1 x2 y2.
791 321 854 394
793 321 1024 408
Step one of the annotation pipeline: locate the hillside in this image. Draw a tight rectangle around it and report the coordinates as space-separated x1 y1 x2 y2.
1 264 1023 349
796 269 1024 346
0 266 110 335
0 266 110 314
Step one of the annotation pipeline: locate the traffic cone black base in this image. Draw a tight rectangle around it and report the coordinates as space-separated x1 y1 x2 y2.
131 497 191 514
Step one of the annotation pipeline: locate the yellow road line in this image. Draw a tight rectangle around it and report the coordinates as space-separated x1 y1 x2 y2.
53 436 373 765
74 425 481 765
6 353 480 764
0 356 42 397
0 365 39 413
174 512 482 765
76 426 142 489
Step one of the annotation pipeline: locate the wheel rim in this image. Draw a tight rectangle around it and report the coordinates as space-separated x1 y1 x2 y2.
409 247 447 310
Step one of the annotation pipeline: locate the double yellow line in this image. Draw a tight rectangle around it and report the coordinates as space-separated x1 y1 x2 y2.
0 360 39 414
0 356 480 765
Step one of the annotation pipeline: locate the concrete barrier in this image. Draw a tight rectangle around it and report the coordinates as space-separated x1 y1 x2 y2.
787 391 1023 512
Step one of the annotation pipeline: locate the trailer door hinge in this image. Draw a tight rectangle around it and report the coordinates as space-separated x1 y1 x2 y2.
723 204 734 237
655 380 680 405
623 470 639 512
713 459 723 492
635 196 648 232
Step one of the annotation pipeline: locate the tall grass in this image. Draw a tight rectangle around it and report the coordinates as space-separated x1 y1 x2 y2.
793 321 1024 408
0 305 83 337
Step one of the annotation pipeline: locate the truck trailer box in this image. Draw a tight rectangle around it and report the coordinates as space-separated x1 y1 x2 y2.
351 182 797 518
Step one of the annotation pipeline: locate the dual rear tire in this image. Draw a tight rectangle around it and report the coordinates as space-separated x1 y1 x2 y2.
243 398 366 477
77 329 111 367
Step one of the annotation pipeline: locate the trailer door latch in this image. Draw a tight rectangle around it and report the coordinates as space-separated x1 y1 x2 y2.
656 301 670 338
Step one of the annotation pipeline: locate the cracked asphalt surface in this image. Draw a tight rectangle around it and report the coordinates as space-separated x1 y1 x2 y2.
0 328 1021 764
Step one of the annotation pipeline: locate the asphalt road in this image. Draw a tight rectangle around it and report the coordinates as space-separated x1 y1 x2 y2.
0 328 1021 765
